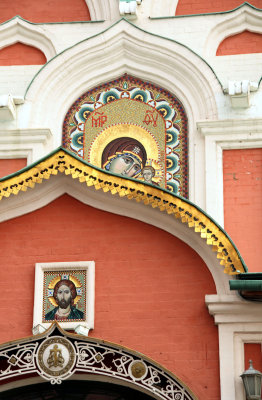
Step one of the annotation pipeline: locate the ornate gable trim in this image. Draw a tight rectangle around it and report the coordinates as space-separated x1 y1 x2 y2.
0 147 246 275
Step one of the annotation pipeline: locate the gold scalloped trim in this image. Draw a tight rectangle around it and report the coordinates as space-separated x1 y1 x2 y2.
0 150 245 275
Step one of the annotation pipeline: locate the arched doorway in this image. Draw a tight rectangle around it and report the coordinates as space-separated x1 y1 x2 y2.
1 380 156 400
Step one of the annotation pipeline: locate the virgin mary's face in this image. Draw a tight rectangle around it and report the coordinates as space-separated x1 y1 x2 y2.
109 155 141 177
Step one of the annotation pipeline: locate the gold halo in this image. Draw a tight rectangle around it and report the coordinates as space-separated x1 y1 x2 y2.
69 274 82 289
49 275 61 289
88 124 159 167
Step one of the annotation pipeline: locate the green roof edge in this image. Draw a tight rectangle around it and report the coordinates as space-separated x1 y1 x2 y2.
229 280 262 291
0 146 248 273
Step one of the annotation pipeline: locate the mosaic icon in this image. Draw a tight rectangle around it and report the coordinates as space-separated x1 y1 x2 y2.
43 271 85 323
63 75 188 197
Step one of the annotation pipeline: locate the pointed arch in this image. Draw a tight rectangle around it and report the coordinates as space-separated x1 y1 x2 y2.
0 17 56 61
216 30 262 55
25 19 221 145
0 42 46 65
203 3 262 57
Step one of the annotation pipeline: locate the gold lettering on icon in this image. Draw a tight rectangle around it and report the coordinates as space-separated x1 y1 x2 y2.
47 344 65 368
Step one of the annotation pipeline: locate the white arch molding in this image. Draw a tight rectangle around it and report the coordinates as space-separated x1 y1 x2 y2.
0 17 57 60
24 18 221 206
203 3 262 57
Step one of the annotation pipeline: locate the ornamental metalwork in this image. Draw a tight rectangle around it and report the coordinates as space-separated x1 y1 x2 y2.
0 323 196 400
36 336 75 383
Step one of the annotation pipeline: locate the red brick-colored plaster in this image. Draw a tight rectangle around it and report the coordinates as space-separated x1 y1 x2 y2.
0 43 46 66
244 343 262 371
223 148 262 272
0 195 219 399
217 31 262 56
176 0 262 15
0 158 27 177
0 0 90 23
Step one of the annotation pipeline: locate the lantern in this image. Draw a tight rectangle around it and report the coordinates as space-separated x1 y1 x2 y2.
241 360 262 400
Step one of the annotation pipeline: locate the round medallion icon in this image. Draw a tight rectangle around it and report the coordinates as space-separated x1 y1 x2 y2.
37 336 75 382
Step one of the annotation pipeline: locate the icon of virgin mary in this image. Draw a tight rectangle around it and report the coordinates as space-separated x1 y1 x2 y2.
101 137 147 178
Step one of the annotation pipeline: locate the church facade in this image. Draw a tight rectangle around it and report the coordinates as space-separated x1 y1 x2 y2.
0 1 262 399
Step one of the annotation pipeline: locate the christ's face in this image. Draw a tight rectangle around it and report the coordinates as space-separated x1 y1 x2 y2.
56 284 71 309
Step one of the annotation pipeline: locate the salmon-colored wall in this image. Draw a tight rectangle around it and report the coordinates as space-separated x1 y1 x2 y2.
0 195 219 399
0 0 90 23
0 158 27 178
0 43 46 66
217 31 262 56
176 0 262 15
223 148 262 272
244 343 262 371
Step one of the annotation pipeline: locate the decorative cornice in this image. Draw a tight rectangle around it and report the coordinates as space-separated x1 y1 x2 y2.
205 294 262 324
0 148 246 276
197 118 262 136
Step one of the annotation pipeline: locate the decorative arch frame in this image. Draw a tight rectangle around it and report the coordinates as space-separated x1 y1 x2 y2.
0 322 197 399
203 3 262 57
0 16 56 61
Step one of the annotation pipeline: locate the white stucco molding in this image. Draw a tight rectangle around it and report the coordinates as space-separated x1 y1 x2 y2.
0 17 56 61
149 0 178 17
0 174 232 296
0 128 53 164
197 118 262 227
206 294 262 400
203 3 262 58
25 18 220 129
85 0 119 20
